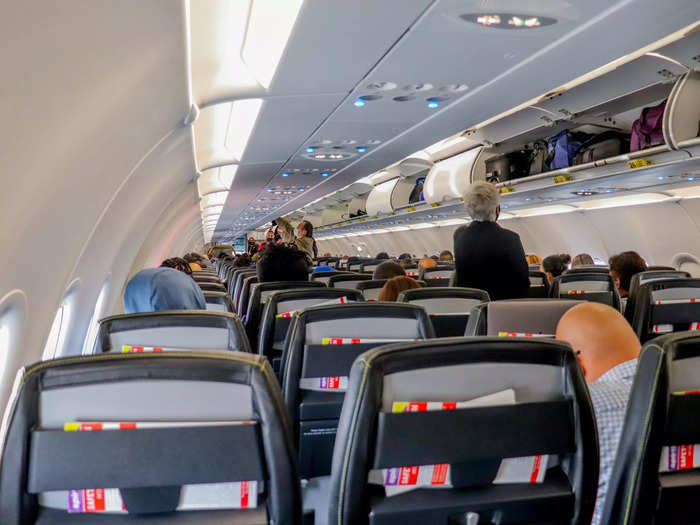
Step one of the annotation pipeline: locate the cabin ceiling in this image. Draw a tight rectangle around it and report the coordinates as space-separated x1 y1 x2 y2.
189 0 700 242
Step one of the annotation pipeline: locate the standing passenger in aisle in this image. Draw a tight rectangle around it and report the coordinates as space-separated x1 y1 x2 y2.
275 217 317 260
453 182 529 300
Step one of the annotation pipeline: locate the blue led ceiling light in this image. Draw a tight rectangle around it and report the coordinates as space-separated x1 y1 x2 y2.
427 98 440 109
356 146 367 153
282 172 289 177
299 187 305 191
353 97 366 107
321 172 329 177
306 146 316 153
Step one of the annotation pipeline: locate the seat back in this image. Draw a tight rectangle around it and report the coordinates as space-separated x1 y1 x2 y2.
0 352 300 523
310 270 342 285
232 269 257 306
551 272 621 310
466 299 581 337
625 270 690 322
94 311 251 354
258 289 365 371
348 259 371 272
192 274 222 284
399 287 490 337
528 271 550 299
355 280 387 301
282 303 434 479
203 291 235 312
564 266 609 274
328 274 372 290
419 266 455 287
197 281 227 293
245 281 326 347
328 338 598 525
237 275 259 317
630 278 700 343
360 260 382 273
602 332 700 525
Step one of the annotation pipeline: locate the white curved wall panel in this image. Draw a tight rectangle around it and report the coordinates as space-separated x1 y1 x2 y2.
424 147 482 204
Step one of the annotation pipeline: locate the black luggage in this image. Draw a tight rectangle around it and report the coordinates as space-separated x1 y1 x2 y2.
573 130 630 165
485 149 532 183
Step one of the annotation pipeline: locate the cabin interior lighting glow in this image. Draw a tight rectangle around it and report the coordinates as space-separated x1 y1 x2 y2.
200 191 229 209
407 223 437 230
512 204 576 217
574 193 670 210
667 185 700 199
197 166 238 197
225 98 263 160
241 0 304 89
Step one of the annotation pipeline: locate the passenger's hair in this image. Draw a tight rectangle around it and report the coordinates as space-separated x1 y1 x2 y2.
375 252 390 260
464 181 500 221
373 261 406 280
183 253 203 264
609 251 647 293
300 220 313 238
560 253 572 267
233 254 252 268
542 254 568 278
572 253 595 267
419 257 437 271
398 253 412 261
256 243 310 282
526 254 542 265
378 276 422 302
438 250 454 262
160 257 192 275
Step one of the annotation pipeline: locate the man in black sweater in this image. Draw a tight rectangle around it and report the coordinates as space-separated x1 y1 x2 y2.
453 181 529 300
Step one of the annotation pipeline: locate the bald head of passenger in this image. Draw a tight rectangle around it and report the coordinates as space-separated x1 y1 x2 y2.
556 302 641 382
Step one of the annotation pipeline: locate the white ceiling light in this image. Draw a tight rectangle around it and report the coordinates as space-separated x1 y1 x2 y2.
512 204 577 217
200 191 229 209
225 98 264 160
198 166 238 197
574 193 670 210
242 0 304 89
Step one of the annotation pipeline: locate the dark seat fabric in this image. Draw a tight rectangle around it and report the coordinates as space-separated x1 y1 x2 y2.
310 271 343 285
257 289 364 369
564 266 610 275
328 337 598 525
398 287 489 337
237 275 259 318
281 303 434 479
192 274 223 284
0 352 301 525
232 270 257 307
418 266 454 288
355 280 387 301
244 282 326 348
203 291 235 313
624 270 690 323
528 271 550 299
466 299 581 337
550 272 621 311
629 278 700 343
601 332 700 525
198 282 228 293
94 311 251 353
327 274 372 290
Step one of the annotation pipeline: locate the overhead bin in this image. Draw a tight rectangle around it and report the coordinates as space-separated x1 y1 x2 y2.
423 147 485 204
365 176 420 215
347 194 368 218
664 70 700 150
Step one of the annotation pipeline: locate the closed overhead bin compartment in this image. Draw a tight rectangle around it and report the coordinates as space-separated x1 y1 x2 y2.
365 177 420 215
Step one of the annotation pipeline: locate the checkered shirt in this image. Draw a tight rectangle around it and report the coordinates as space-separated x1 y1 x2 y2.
588 358 638 525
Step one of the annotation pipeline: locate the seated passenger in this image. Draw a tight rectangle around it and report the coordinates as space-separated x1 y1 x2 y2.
572 253 595 267
373 261 406 280
257 243 310 282
160 257 192 275
418 257 437 271
555 302 640 525
541 254 568 283
526 254 542 265
397 253 414 268
375 251 390 260
124 267 206 313
453 181 529 300
609 251 647 297
438 250 454 262
377 276 422 302
233 254 252 268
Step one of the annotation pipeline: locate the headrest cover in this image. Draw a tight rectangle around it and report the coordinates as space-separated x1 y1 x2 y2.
124 268 206 313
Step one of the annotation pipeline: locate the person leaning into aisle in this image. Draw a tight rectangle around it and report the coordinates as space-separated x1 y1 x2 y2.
274 216 317 260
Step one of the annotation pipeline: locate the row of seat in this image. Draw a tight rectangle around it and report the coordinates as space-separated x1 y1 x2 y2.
3 330 696 524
